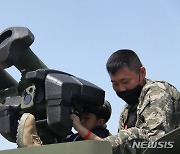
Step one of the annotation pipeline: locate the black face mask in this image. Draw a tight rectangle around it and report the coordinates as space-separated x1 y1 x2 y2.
116 84 143 106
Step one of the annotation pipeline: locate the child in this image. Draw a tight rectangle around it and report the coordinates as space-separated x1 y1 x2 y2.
65 100 111 142
16 100 111 147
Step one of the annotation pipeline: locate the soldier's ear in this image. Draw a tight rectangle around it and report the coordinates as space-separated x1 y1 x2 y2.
140 66 146 78
96 119 105 125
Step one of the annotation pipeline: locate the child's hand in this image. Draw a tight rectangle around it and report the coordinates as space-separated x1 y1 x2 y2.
70 114 83 131
70 114 102 141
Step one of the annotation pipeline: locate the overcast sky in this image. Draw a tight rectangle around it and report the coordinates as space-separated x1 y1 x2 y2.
0 0 180 150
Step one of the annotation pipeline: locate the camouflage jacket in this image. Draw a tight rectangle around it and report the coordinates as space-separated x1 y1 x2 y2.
103 79 180 154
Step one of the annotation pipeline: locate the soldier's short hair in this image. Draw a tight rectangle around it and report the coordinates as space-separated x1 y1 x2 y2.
106 49 142 75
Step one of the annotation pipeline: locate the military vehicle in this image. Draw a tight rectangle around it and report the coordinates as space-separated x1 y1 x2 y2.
0 27 179 154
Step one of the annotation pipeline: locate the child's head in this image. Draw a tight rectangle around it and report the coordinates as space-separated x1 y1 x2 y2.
80 100 111 130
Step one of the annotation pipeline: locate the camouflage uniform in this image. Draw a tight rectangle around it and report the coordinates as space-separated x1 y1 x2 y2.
103 79 180 154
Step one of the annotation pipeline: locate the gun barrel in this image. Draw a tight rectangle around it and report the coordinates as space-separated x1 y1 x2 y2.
0 68 18 90
15 48 48 73
0 27 48 74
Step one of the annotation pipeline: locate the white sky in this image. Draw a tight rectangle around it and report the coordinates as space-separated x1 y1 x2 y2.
0 0 180 150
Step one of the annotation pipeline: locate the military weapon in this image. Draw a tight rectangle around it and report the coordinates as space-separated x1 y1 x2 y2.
0 69 18 102
0 27 105 144
0 27 179 154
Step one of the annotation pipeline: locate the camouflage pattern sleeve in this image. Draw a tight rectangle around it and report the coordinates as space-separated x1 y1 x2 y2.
103 81 179 154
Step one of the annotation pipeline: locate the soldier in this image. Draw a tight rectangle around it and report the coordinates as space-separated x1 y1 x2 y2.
17 49 180 154
71 49 180 154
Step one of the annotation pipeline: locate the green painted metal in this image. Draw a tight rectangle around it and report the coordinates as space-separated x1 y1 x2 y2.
0 69 18 90
143 127 180 154
16 48 48 74
0 69 18 103
0 141 112 154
